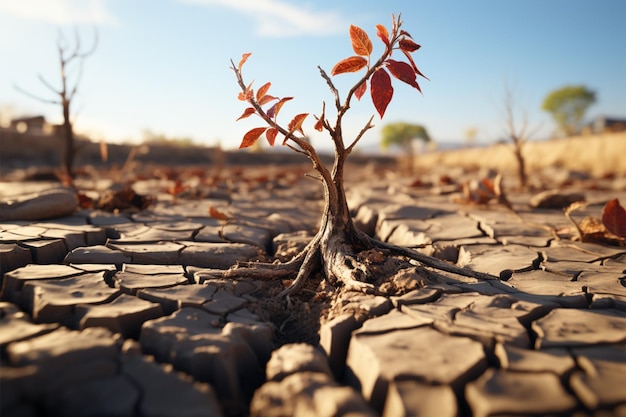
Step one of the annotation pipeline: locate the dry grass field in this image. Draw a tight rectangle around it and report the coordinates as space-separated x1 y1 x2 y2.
416 132 626 178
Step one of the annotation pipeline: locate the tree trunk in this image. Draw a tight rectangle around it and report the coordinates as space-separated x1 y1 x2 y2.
315 148 373 291
62 99 74 179
513 144 527 188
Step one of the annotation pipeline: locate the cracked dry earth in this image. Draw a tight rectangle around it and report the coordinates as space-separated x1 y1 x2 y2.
1 165 625 417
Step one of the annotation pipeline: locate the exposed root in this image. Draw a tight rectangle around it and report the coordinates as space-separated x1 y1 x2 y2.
277 244 321 297
199 224 498 299
358 230 500 281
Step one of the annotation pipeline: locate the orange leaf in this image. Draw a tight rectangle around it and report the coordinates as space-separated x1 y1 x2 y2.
399 38 421 52
370 68 393 118
386 59 421 92
240 127 267 149
267 97 293 119
349 25 372 56
481 178 496 194
355 80 367 100
331 56 368 76
602 198 626 237
256 82 271 102
314 107 325 132
258 94 278 106
287 113 309 135
314 117 323 132
209 205 231 221
266 128 278 146
236 107 256 121
376 24 390 48
238 52 251 71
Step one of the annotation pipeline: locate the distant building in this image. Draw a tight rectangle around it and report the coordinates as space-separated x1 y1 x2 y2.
582 116 626 135
9 115 46 134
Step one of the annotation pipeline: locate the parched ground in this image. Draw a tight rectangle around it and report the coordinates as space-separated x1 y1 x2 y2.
1 148 625 416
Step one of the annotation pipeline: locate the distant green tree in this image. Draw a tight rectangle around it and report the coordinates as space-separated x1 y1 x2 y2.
381 122 431 151
541 85 596 136
381 122 431 173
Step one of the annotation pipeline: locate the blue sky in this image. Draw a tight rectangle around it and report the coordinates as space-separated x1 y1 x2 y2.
1 0 625 152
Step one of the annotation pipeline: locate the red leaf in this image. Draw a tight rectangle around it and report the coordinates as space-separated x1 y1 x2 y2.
370 68 393 118
236 107 256 121
402 50 429 80
256 82 271 102
267 97 293 119
399 38 421 52
602 198 626 237
314 107 325 132
287 113 309 135
376 24 390 48
355 80 367 101
258 94 278 106
386 59 421 92
240 127 267 149
314 117 324 132
209 205 231 221
400 30 413 38
350 25 372 56
266 128 278 146
238 52 251 71
331 56 368 76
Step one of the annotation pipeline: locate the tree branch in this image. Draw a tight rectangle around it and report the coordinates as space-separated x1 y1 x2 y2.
347 114 375 154
37 74 61 95
318 66 341 111
13 84 59 105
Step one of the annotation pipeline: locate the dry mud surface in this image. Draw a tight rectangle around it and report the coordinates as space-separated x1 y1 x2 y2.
1 162 625 417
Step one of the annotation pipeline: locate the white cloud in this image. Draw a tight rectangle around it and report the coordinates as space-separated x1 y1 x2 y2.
180 0 347 37
0 0 116 25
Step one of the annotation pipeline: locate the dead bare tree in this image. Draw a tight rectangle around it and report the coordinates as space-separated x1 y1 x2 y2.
15 28 98 180
502 82 539 188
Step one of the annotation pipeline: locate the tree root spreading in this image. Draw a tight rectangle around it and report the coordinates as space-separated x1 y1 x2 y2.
204 228 499 298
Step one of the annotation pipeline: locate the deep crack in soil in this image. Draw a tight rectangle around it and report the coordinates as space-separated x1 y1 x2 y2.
247 248 432 347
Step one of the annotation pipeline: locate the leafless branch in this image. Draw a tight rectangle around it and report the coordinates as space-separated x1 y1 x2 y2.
347 114 375 153
13 83 59 105
318 66 341 111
